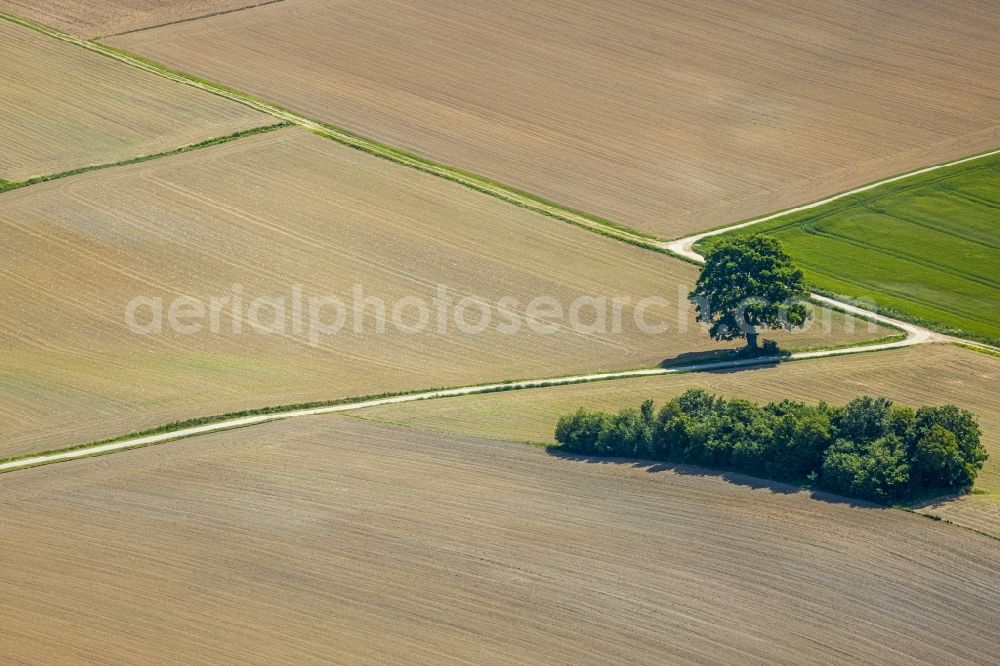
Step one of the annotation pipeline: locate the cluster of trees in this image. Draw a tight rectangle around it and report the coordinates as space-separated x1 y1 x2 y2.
555 390 986 502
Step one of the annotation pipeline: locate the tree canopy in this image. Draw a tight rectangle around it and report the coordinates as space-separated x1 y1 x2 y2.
690 236 809 351
554 390 986 503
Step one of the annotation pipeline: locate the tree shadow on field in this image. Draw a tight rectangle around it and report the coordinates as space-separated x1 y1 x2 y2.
659 349 735 367
545 448 885 509
658 347 790 374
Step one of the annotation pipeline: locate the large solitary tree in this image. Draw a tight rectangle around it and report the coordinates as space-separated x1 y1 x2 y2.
689 235 809 352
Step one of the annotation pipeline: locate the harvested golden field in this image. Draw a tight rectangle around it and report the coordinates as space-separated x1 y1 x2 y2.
357 344 1000 535
0 20 270 182
0 127 886 458
0 0 272 38
108 0 1000 237
1 417 997 664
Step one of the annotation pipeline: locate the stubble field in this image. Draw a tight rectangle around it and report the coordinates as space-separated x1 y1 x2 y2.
0 417 997 664
0 126 888 457
107 0 1000 237
0 19 269 182
356 344 1000 535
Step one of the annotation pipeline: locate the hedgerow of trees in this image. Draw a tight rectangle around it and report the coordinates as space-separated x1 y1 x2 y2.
554 390 986 503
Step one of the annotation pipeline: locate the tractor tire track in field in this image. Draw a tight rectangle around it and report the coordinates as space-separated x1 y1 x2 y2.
95 0 287 40
0 9 996 473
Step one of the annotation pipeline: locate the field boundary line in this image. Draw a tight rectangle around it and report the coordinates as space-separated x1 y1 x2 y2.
0 9 664 255
0 341 935 474
0 122 290 194
96 0 286 39
3 7 996 276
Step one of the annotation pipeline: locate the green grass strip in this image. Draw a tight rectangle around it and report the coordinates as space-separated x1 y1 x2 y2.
784 332 908 354
956 342 1000 358
0 122 291 195
0 380 624 470
897 506 999 542
0 390 419 467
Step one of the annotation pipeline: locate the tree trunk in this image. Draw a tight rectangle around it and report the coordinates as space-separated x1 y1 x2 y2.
746 330 759 353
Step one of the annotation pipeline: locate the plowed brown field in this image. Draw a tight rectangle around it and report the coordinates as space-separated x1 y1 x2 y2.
356 344 1000 535
0 0 272 38
0 20 269 182
108 0 1000 237
0 127 887 457
0 417 997 664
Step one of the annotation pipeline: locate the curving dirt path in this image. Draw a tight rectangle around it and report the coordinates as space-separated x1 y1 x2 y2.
4 179 979 474
0 8 995 474
661 149 1000 355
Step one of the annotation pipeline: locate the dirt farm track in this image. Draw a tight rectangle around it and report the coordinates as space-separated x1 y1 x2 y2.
0 418 997 665
0 127 887 458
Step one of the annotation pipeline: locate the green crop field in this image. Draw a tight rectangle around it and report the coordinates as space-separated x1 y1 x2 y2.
703 152 1000 345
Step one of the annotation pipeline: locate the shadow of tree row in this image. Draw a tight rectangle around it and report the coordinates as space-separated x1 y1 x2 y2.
545 447 881 509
